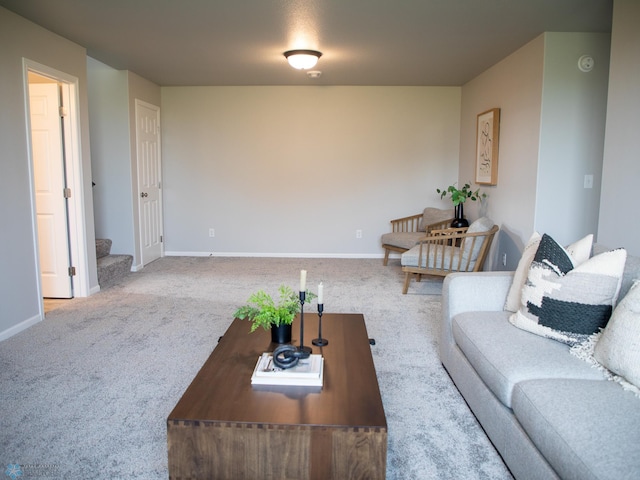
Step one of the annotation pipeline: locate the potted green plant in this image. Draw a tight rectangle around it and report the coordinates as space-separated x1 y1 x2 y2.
234 285 316 344
437 182 486 227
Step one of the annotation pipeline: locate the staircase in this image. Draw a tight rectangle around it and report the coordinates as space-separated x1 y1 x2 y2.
96 239 133 289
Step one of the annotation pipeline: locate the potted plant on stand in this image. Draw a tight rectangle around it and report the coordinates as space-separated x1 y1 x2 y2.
234 285 316 344
437 182 486 228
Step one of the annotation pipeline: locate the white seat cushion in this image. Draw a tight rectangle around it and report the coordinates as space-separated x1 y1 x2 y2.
381 231 424 250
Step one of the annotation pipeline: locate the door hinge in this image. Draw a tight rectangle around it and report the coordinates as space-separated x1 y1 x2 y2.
63 188 72 198
160 235 163 243
68 266 76 276
59 106 68 117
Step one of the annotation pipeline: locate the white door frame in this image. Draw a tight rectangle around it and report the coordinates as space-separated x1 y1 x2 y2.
23 59 91 312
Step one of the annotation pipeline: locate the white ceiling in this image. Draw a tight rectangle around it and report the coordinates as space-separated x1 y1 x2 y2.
1 0 613 86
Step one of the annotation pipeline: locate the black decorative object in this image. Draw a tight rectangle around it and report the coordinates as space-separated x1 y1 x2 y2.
298 291 312 358
272 344 302 369
437 182 485 229
271 323 292 344
452 203 469 228
312 304 328 346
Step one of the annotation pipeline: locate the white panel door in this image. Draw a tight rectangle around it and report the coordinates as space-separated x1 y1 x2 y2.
136 100 163 266
30 83 73 298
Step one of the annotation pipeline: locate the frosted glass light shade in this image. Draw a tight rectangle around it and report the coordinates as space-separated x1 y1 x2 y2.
284 50 322 70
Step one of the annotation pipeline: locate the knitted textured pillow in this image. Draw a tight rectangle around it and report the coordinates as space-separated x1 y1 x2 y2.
504 233 593 312
509 233 626 346
594 280 640 389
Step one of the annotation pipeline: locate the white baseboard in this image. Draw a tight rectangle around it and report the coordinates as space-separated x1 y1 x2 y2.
164 251 385 259
130 262 144 272
0 313 42 342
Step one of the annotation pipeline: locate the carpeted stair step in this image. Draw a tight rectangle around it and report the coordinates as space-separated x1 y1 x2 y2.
96 239 133 289
96 238 112 259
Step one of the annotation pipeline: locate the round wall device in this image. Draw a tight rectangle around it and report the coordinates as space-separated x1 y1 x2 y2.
578 55 595 72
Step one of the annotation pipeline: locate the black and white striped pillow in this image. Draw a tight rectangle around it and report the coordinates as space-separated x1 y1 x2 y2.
509 233 626 346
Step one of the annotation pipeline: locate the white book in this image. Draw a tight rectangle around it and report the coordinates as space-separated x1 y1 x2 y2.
251 353 324 386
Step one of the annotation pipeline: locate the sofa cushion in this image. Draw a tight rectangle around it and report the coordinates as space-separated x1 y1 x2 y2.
380 231 424 250
512 379 640 480
452 311 604 408
510 234 626 346
504 233 593 312
418 207 453 232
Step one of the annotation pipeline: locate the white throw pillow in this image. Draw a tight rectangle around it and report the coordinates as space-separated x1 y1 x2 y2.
504 233 593 312
504 232 541 312
594 280 640 389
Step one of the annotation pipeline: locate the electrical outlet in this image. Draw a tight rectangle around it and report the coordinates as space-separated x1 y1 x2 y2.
209 228 215 237
356 229 362 239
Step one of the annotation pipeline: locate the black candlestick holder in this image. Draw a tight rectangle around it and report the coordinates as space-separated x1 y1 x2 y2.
312 304 328 346
298 291 312 358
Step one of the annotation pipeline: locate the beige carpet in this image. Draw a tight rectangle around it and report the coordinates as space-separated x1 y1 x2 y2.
0 256 512 479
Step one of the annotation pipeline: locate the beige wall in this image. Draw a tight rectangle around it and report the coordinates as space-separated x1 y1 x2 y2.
161 86 461 256
88 59 161 269
598 0 640 256
460 32 611 269
0 7 97 338
460 35 545 269
536 33 610 244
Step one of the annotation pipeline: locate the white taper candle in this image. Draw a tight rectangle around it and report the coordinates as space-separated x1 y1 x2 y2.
300 270 307 292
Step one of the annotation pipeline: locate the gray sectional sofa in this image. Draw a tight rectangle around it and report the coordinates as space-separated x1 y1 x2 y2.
441 245 640 480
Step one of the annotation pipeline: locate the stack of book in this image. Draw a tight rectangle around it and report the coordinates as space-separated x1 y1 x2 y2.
251 352 324 387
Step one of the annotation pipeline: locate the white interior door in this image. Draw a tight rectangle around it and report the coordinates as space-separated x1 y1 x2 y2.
29 83 73 298
136 100 163 266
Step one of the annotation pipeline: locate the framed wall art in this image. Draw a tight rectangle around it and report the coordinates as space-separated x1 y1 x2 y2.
475 108 500 185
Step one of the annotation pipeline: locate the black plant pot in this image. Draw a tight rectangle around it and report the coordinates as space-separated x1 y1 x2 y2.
271 323 292 344
451 203 469 228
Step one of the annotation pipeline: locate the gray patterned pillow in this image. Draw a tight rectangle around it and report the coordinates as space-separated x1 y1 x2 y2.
509 233 626 346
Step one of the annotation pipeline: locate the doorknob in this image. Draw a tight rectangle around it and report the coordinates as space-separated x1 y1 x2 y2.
140 192 148 198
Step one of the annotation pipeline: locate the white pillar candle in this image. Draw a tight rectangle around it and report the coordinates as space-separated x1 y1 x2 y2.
318 282 324 304
300 270 307 291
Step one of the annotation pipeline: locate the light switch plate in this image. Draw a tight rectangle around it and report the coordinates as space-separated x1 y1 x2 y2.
584 174 594 189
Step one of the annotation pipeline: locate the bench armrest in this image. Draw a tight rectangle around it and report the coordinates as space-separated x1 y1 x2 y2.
440 272 515 362
389 213 423 233
443 271 514 319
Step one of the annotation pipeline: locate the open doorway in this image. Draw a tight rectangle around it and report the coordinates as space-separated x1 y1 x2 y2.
28 72 73 299
24 59 91 317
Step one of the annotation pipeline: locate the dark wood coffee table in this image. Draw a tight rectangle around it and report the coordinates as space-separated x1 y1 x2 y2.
167 313 387 479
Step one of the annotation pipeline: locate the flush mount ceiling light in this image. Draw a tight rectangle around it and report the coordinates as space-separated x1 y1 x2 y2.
284 50 322 70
